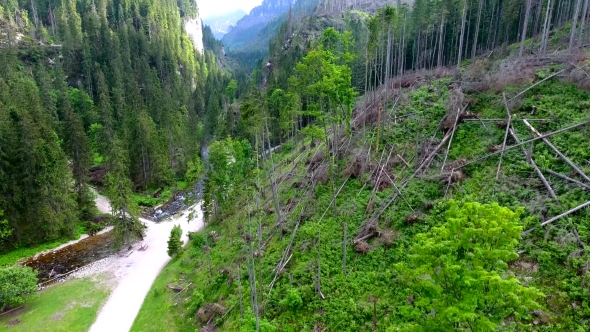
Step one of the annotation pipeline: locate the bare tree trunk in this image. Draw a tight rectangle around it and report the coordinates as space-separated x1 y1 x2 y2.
237 264 244 319
399 11 407 76
316 230 324 299
457 0 468 70
472 0 484 61
533 0 544 35
247 204 260 332
578 0 590 45
205 234 212 284
264 122 283 238
540 0 553 55
520 0 533 57
437 6 446 68
343 222 347 275
570 0 583 50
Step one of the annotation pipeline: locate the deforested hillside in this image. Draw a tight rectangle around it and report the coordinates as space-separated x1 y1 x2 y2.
134 1 590 331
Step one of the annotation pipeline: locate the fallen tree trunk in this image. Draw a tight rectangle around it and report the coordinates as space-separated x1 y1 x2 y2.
523 201 590 235
457 121 590 170
509 127 561 206
523 119 590 183
546 169 590 190
496 94 513 180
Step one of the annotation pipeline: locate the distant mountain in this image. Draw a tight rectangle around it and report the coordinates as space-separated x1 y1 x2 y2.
202 9 247 40
222 0 298 51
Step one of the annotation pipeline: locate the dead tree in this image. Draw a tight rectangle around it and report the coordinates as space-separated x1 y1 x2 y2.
569 0 583 51
246 203 260 332
540 0 553 55
522 119 590 183
520 0 533 57
237 264 244 319
343 222 347 275
457 0 468 70
578 0 589 45
524 201 590 234
509 127 561 205
496 94 513 180
511 128 584 247
546 169 590 190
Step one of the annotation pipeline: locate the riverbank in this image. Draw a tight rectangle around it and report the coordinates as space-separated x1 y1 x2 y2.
0 189 113 267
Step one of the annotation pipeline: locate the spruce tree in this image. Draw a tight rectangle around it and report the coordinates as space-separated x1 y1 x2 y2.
105 137 145 249
167 225 183 257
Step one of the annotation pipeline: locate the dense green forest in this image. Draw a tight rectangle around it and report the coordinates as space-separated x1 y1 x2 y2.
133 0 590 331
0 0 228 251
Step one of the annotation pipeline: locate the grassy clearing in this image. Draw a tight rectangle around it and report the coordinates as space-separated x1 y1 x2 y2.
0 276 111 332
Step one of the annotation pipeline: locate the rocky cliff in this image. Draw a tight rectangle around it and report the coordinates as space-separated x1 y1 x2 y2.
185 0 204 54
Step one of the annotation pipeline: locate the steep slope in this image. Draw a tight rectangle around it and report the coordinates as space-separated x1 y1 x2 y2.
134 61 590 331
134 0 590 330
202 9 247 40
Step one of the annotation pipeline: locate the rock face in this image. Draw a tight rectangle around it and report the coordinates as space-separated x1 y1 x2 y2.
222 0 297 50
185 0 204 54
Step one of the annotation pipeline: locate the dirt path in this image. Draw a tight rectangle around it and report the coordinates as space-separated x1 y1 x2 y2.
89 204 204 332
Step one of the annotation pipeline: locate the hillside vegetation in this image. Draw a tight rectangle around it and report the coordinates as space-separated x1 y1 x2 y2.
134 0 590 330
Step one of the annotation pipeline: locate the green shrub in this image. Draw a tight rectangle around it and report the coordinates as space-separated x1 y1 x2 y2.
0 266 38 311
189 231 207 248
280 288 303 311
395 201 543 331
187 290 204 314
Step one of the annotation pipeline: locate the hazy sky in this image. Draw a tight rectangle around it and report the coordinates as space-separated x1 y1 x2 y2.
198 0 263 18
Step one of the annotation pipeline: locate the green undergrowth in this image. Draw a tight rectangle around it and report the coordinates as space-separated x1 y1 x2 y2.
134 75 590 331
0 276 110 331
132 179 191 208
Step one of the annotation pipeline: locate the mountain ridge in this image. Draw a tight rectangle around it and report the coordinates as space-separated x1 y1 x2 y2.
202 9 247 40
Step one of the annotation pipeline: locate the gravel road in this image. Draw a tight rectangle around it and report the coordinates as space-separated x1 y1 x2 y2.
88 202 204 332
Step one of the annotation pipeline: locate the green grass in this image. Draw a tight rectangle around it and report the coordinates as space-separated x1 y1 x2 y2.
0 241 65 266
131 256 187 332
0 277 110 332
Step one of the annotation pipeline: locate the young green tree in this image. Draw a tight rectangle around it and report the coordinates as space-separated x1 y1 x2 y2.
105 138 145 249
395 201 543 331
0 266 38 311
185 153 204 185
167 224 183 257
226 79 238 103
0 210 11 244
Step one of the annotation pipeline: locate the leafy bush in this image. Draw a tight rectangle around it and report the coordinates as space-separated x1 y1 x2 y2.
239 314 277 332
280 288 303 311
0 266 38 311
167 225 183 257
189 231 207 248
187 290 204 314
395 201 543 331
